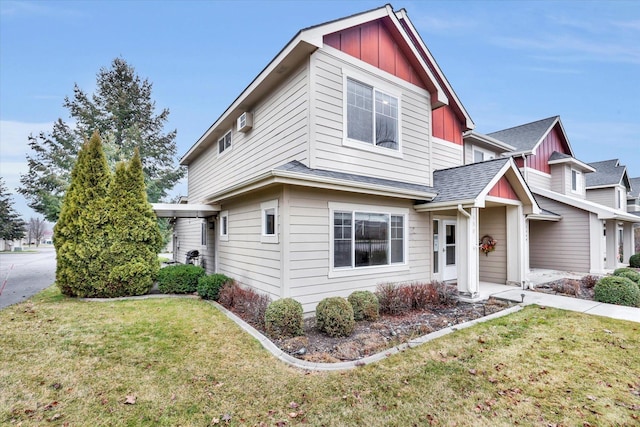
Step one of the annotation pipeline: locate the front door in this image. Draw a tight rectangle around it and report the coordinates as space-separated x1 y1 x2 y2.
443 220 457 281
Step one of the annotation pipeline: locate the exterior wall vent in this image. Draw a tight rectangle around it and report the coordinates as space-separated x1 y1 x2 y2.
237 112 253 133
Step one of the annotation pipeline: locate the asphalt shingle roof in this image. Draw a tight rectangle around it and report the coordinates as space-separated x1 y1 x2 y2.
628 177 640 198
487 116 558 152
429 158 510 203
585 159 626 188
548 151 572 161
275 161 437 194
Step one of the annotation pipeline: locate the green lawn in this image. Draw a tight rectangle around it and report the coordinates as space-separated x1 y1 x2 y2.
1 287 639 426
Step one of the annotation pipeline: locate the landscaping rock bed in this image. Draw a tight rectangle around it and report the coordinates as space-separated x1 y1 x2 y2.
261 298 514 362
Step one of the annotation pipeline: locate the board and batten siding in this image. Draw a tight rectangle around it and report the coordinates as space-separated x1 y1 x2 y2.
187 62 310 203
311 49 433 186
216 187 283 301
287 186 431 313
529 195 591 272
479 207 507 284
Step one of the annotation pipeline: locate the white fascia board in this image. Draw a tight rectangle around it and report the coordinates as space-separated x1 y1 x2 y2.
533 186 640 222
395 8 474 129
586 184 618 190
476 159 541 214
151 203 221 218
413 199 478 212
204 169 437 204
548 157 596 172
527 212 562 222
463 131 515 152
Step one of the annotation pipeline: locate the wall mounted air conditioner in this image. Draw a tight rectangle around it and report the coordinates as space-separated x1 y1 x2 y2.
237 112 253 133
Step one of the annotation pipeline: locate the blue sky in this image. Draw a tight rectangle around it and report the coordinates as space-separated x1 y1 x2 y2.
1 0 639 219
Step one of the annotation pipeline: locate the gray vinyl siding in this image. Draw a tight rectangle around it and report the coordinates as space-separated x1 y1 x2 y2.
529 195 591 272
215 187 283 301
527 168 552 191
287 187 431 313
431 138 463 171
550 164 585 197
311 50 433 186
586 187 619 210
173 218 210 268
479 207 507 284
187 62 310 203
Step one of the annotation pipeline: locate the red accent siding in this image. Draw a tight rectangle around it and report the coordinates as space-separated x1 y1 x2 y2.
489 177 519 200
432 105 462 145
324 20 427 90
515 157 524 168
527 125 571 174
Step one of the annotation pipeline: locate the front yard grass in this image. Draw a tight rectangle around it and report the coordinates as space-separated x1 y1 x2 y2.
1 287 639 426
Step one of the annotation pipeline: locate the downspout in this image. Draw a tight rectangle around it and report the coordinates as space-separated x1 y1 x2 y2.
457 204 470 218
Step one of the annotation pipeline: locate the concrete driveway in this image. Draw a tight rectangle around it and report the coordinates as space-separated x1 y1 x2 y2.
0 246 56 310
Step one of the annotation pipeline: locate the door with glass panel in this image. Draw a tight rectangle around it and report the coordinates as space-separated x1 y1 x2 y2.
442 220 457 281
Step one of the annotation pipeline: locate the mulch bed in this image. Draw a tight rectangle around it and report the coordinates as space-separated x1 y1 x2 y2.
229 297 514 363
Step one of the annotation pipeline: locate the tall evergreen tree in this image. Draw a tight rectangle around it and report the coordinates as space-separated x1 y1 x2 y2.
19 58 184 222
0 178 26 242
54 131 111 297
102 148 163 296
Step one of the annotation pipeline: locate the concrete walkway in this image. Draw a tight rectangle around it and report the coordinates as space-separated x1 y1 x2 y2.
489 288 640 323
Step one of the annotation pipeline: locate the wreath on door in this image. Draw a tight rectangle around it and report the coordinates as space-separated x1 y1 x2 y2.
479 235 497 256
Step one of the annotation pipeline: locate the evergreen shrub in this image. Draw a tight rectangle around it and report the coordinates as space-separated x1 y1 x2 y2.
264 298 304 339
594 276 640 307
157 264 205 294
630 253 640 268
197 274 232 300
316 297 355 338
348 290 380 321
613 269 640 287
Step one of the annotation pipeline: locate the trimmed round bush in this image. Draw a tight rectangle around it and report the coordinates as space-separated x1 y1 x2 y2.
316 297 355 338
594 276 640 307
613 267 635 276
197 273 232 300
613 268 640 288
157 264 205 294
630 253 640 268
264 298 304 339
348 290 380 321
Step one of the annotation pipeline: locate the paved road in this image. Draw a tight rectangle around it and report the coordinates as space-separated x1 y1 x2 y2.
0 246 56 310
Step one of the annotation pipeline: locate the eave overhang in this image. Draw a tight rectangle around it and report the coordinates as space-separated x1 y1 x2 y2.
204 169 438 204
548 157 596 173
463 131 516 152
152 203 221 218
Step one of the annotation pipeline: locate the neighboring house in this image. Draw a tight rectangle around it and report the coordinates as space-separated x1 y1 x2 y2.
467 116 639 273
626 177 640 214
155 5 542 311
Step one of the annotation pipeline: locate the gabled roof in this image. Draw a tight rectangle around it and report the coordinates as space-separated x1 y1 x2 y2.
547 151 596 173
180 4 469 165
585 159 631 190
629 177 640 199
533 186 640 222
487 116 574 156
414 157 540 214
463 130 515 153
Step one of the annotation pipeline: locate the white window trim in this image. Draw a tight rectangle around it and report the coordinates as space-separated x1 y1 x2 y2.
472 146 495 163
342 69 403 159
260 200 278 244
200 220 208 247
570 168 582 194
328 201 409 278
217 130 232 157
219 210 229 242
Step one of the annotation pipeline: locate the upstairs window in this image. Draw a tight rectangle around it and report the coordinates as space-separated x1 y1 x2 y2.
218 130 232 154
346 78 399 150
219 211 229 241
472 147 495 163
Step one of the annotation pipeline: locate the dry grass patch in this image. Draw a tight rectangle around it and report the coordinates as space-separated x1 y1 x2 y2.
1 287 639 426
